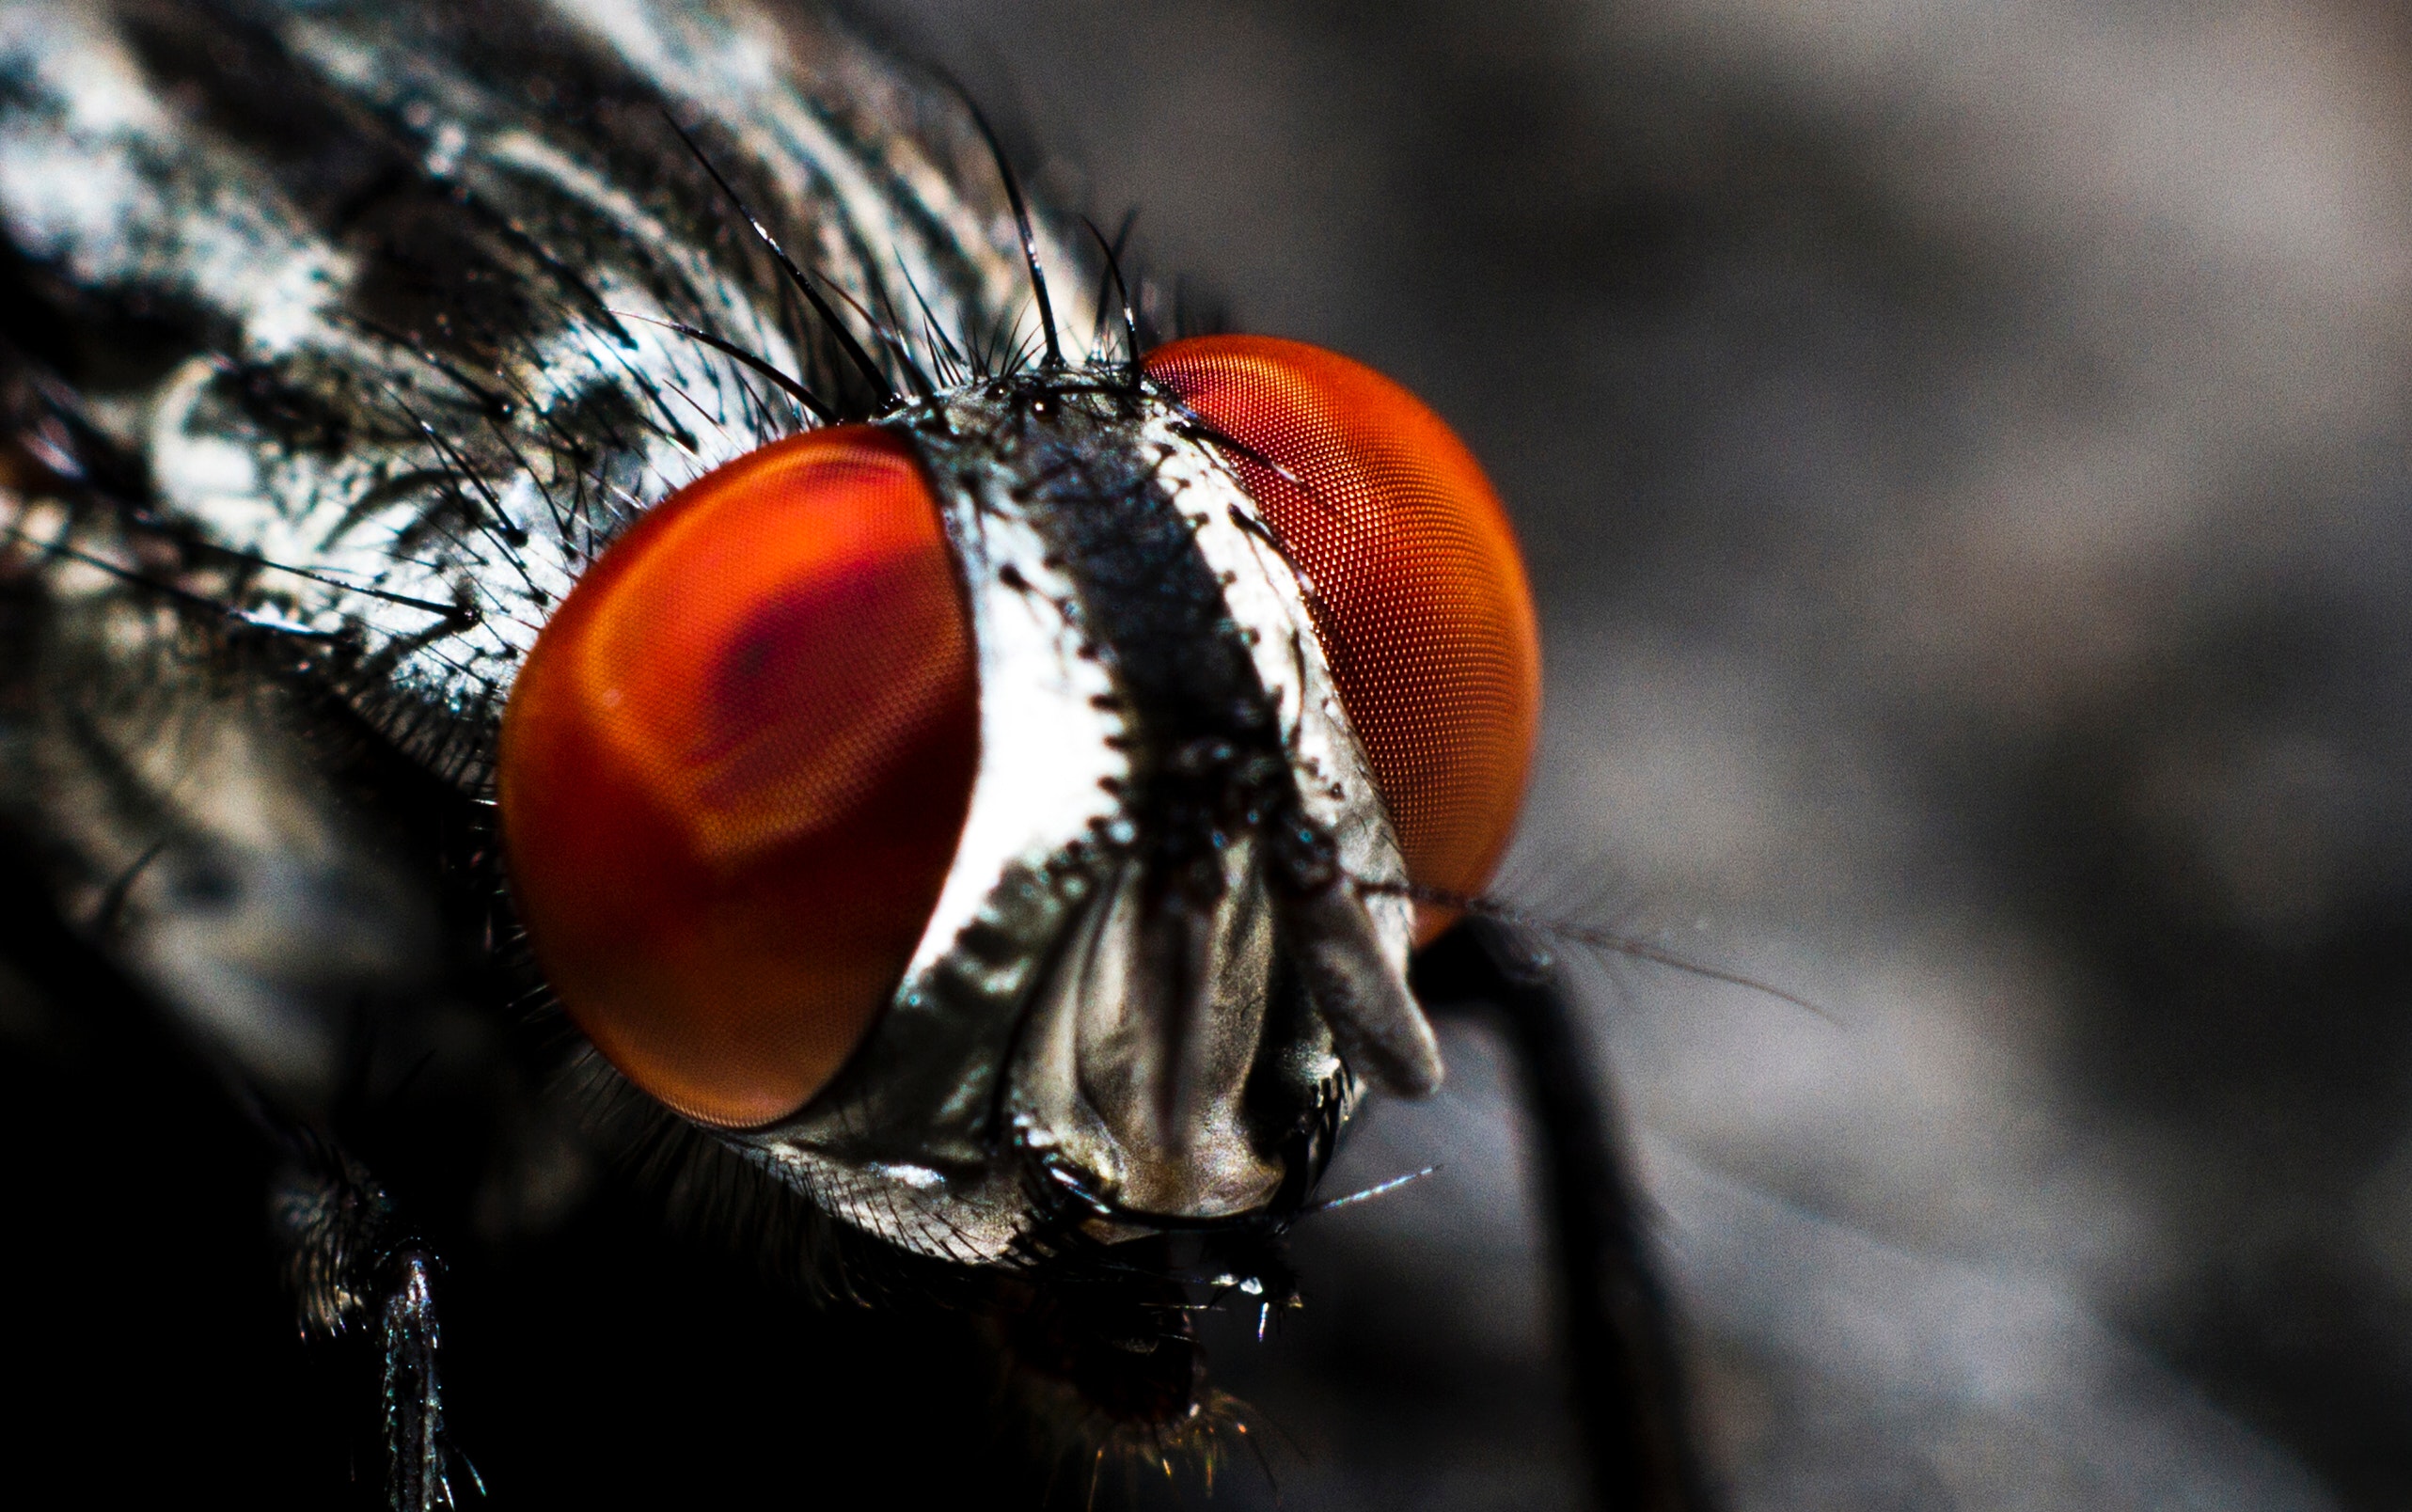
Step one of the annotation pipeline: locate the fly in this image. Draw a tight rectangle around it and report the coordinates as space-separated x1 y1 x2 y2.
0 0 1720 1505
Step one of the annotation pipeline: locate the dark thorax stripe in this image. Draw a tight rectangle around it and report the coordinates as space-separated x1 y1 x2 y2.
0 0 1073 790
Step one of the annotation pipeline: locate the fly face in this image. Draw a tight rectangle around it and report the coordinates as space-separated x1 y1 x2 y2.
747 376 1418 1259
497 356 1540 1268
0 0 1593 1488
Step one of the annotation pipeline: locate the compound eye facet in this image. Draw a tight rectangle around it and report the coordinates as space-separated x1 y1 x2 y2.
1143 336 1541 931
497 426 977 1130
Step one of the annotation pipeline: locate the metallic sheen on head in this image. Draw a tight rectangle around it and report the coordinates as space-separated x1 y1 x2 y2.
734 372 1427 1264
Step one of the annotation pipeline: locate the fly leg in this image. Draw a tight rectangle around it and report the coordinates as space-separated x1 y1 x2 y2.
0 826 469 1511
273 1127 469 1512
2 441 491 1508
1411 918 1714 1512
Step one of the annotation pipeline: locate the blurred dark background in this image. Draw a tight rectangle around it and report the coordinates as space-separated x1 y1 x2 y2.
8 1 2411 1506
852 0 2412 1505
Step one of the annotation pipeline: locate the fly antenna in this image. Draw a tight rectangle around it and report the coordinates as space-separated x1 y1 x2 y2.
950 86 1062 369
1303 1166 1437 1217
1365 877 1834 1022
663 113 898 411
1082 213 1142 372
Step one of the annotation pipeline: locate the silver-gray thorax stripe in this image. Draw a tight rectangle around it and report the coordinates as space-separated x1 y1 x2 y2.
0 0 1099 788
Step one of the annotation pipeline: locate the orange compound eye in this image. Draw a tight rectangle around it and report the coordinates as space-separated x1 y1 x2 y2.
1143 337 1541 935
497 426 977 1129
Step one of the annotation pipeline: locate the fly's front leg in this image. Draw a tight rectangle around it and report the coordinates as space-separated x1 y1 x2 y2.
1411 919 1713 1512
3 461 505 1508
273 1134 468 1511
380 1250 454 1512
0 789 469 1510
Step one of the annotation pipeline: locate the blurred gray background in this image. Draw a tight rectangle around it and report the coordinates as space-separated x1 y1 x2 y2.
857 1 2412 1506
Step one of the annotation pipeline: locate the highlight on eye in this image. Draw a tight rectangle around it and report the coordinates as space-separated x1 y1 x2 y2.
1143 336 1543 928
497 426 978 1130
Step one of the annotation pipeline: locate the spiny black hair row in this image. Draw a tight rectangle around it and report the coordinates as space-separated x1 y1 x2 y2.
654 93 1196 429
